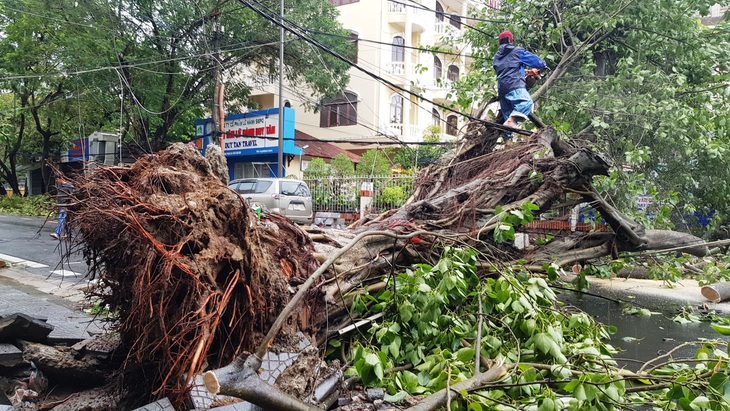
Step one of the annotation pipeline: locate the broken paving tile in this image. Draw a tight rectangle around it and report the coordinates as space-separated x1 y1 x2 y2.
0 343 24 368
131 397 176 411
71 333 119 358
259 350 299 383
0 313 54 343
189 375 247 410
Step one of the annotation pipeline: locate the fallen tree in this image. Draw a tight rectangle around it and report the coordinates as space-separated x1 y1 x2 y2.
62 120 710 409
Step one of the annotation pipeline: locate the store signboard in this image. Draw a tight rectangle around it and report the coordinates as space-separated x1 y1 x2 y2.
195 108 299 157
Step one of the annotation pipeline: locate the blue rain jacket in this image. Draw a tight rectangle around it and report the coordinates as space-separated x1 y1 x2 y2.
493 44 546 97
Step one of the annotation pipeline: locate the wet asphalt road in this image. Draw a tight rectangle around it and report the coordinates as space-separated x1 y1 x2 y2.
0 212 88 280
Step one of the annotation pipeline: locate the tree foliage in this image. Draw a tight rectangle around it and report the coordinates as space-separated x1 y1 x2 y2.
393 125 453 170
303 156 329 179
0 0 111 192
330 153 355 177
462 0 730 227
338 247 730 410
356 148 395 176
0 0 354 190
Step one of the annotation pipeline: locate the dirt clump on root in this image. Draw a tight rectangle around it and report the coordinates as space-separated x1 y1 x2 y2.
65 143 316 409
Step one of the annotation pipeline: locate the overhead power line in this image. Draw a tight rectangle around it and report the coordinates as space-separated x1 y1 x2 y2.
305 29 486 62
391 0 506 23
236 0 529 136
198 130 455 146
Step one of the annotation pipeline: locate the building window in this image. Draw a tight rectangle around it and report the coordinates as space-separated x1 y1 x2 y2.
435 2 444 22
320 91 358 127
392 36 405 62
432 108 441 126
447 65 459 82
449 14 461 29
446 115 458 135
390 95 404 124
234 162 272 179
434 56 442 80
348 31 359 64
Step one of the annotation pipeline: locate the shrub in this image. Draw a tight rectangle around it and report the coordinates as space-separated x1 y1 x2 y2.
0 195 54 216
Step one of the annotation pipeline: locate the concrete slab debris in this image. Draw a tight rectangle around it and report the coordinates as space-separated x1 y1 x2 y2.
131 397 176 411
71 333 119 359
0 284 104 343
0 343 22 366
0 313 54 343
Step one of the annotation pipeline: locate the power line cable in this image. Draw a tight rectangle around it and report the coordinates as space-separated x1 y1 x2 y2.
0 40 288 81
245 2 455 142
237 0 529 136
390 0 507 23
284 7 474 141
305 29 485 61
399 0 499 38
199 130 454 145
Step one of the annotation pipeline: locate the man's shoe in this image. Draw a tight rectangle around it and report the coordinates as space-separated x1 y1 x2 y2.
49 233 59 240
504 120 521 129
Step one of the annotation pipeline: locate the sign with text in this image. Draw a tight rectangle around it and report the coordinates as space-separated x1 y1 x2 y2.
637 196 653 211
221 113 279 154
63 138 90 162
195 108 299 157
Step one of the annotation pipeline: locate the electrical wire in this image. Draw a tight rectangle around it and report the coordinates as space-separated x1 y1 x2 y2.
247 0 485 140
304 29 486 62
237 0 529 136
197 130 454 145
391 0 507 22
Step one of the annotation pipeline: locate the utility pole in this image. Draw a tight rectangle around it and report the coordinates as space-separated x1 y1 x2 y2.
277 0 284 178
211 8 223 147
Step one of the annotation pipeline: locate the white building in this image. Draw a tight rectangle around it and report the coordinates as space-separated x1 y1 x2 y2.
249 0 484 153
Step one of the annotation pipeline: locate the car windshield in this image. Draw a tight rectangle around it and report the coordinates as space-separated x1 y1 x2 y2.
231 180 272 194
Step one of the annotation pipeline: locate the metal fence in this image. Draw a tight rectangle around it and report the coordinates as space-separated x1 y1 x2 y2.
303 175 416 216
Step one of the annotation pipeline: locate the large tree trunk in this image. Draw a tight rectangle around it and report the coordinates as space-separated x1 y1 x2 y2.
65 120 707 409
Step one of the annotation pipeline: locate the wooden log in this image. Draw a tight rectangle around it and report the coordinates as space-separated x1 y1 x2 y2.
18 340 108 385
203 355 321 411
701 282 730 303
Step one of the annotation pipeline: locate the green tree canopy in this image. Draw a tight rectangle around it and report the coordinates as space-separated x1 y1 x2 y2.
460 0 730 227
356 148 395 176
303 157 329 179
0 0 354 191
330 153 355 177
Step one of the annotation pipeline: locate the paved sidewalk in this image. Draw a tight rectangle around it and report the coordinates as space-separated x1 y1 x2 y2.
0 266 105 342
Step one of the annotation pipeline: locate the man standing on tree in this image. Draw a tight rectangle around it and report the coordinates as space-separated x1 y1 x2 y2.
493 30 546 129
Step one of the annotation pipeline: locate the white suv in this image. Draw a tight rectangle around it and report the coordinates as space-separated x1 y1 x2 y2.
228 178 314 225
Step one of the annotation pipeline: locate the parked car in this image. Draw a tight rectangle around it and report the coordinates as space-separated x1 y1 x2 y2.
228 178 314 224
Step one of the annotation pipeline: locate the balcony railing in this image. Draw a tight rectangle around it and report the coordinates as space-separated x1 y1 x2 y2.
388 123 404 137
386 62 405 76
435 22 445 34
388 1 405 13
